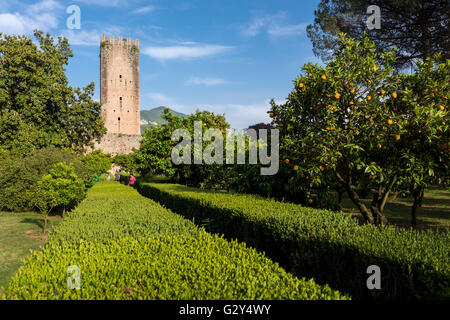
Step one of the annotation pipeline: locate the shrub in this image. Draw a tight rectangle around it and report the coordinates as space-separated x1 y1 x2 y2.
136 182 450 300
2 182 346 300
0 147 89 211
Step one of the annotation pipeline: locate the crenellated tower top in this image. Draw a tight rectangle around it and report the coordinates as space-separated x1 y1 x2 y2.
100 34 139 48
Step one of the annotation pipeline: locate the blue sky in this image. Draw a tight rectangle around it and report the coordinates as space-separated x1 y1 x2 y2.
0 0 322 129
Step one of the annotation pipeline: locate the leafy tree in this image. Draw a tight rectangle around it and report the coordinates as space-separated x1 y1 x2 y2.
0 30 106 155
269 33 448 226
135 108 230 187
0 147 90 211
307 0 449 70
113 153 137 173
81 150 112 178
389 55 449 227
32 163 85 233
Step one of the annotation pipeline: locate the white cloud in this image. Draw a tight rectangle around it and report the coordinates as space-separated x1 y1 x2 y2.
186 77 226 86
133 6 156 14
0 0 61 35
75 0 122 6
241 12 307 38
61 29 100 46
142 44 233 61
268 23 307 37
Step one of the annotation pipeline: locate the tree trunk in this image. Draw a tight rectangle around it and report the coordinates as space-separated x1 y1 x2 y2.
337 188 344 204
62 207 66 220
344 183 375 224
43 214 48 235
411 187 425 229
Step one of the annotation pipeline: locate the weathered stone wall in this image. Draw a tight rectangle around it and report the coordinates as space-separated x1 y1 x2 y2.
93 133 141 155
100 35 140 136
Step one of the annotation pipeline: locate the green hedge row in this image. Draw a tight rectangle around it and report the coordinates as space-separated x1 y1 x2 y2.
2 182 346 300
136 182 450 300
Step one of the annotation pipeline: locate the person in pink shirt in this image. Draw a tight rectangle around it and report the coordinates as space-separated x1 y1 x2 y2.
129 174 136 187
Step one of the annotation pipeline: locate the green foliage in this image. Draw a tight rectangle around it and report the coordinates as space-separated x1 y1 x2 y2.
269 33 449 225
136 182 450 300
135 108 230 187
0 147 89 211
81 150 112 178
0 31 106 155
307 0 449 70
2 182 346 300
31 162 85 233
112 153 136 173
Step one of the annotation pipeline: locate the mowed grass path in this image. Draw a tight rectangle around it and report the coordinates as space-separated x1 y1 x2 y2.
0 212 61 287
341 188 450 230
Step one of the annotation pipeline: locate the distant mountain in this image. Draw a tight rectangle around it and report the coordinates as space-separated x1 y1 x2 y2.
140 107 185 131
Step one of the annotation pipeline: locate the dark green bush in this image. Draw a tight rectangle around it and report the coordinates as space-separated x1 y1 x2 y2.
136 182 450 300
0 147 89 211
2 182 346 300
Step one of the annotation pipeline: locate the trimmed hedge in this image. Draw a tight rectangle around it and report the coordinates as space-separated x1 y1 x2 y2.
2 182 346 300
136 182 450 300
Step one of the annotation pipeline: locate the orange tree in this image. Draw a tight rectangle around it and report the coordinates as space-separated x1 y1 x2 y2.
269 33 448 226
392 55 449 228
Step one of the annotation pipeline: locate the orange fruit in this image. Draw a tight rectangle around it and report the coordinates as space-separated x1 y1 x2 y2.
380 90 386 95
321 75 327 80
299 83 304 89
377 143 382 149
367 96 372 101
350 89 355 94
349 101 354 105
270 112 274 118
330 126 335 130
439 105 445 111
443 121 446 125
355 131 360 136
293 165 299 171
394 134 400 141
334 93 340 100
346 83 351 89
387 119 393 125
285 159 290 164
308 73 313 78
355 87 359 92
319 166 324 171
392 92 397 99
308 199 313 205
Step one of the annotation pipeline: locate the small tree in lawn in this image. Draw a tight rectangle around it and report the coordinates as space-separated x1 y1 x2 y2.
33 163 85 234
32 182 58 236
269 33 448 226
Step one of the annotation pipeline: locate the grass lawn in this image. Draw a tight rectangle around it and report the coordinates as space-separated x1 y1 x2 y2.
0 212 61 289
341 188 450 231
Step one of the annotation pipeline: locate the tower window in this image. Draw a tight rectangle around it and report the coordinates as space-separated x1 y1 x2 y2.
120 97 122 101
120 75 122 78
118 117 121 121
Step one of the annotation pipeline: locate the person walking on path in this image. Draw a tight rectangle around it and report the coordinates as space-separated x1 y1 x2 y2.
129 174 136 188
114 171 120 182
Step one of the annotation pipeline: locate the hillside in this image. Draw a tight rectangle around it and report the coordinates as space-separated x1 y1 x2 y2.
140 107 185 131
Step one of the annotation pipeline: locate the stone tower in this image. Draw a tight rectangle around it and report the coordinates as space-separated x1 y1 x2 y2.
100 35 140 135
94 35 141 155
